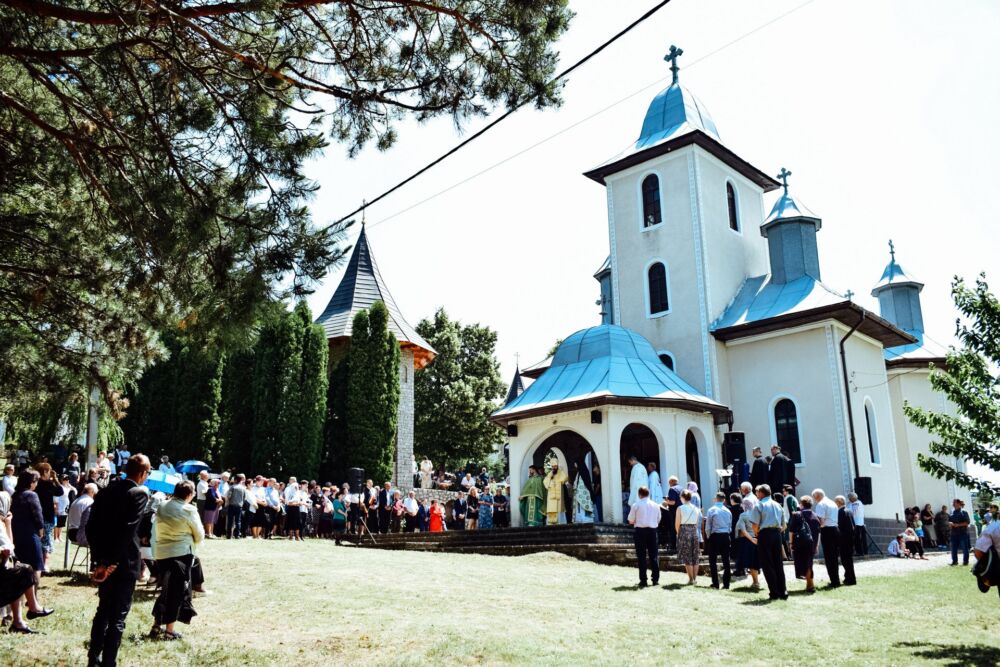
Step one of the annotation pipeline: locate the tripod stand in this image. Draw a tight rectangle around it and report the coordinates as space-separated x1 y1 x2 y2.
353 502 377 546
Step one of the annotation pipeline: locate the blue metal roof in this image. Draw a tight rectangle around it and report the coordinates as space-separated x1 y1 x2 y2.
872 258 923 294
762 191 820 228
636 83 720 151
492 325 721 419
712 275 847 330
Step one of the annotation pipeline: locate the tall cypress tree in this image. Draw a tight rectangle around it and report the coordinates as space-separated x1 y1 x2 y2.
219 349 256 472
346 301 400 483
252 310 302 475
322 358 349 482
286 301 328 479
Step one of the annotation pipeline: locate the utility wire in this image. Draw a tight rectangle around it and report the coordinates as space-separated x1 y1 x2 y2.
334 0 676 225
367 0 821 229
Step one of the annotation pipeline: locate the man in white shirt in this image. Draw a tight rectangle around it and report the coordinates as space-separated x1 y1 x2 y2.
196 471 210 518
460 473 474 492
811 488 842 587
627 456 648 507
627 485 661 587
67 483 98 543
2 464 16 496
402 491 419 532
846 492 867 556
284 477 302 540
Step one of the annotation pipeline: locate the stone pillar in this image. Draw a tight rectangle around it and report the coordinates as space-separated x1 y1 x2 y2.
395 349 415 490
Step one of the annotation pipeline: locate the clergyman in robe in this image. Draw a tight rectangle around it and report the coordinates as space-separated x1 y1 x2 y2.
647 462 664 504
627 456 649 508
543 462 569 525
519 466 546 527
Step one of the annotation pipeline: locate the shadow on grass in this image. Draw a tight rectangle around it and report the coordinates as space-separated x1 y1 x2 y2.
611 584 643 592
660 583 687 591
55 574 95 587
894 641 1000 667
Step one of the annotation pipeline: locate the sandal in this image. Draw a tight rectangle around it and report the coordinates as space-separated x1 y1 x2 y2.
162 630 183 640
149 626 162 639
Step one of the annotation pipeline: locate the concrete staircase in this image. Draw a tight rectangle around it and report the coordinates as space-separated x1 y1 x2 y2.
347 523 694 570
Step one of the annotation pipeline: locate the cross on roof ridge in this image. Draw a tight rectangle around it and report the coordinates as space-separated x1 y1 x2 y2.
777 167 792 193
665 45 683 85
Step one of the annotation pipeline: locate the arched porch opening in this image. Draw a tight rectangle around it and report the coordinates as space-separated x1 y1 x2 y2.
685 430 701 492
619 423 661 505
527 430 600 524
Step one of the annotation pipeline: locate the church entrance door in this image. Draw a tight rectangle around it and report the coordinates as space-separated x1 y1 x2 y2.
685 430 701 493
620 423 661 514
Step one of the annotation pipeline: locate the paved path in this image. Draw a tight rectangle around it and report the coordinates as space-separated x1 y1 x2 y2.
768 550 955 587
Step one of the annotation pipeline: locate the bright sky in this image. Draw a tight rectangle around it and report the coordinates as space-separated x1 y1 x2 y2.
303 1 999 435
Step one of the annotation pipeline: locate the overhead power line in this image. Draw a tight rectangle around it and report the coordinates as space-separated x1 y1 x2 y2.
365 0 821 229
334 0 676 225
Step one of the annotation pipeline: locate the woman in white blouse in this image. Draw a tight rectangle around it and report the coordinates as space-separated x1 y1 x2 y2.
150 480 204 640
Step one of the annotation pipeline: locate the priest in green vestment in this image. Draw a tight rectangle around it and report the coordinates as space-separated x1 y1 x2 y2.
519 465 547 527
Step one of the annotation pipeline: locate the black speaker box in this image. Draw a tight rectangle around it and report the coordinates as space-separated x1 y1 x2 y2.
722 431 746 467
348 467 365 490
853 476 873 506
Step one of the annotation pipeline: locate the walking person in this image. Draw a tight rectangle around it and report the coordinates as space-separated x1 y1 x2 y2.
748 484 788 600
835 495 857 585
87 454 151 667
703 492 733 589
675 489 702 585
149 480 204 640
811 489 841 587
626 486 660 588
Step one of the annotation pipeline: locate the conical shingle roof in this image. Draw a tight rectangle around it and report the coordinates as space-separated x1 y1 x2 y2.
315 226 435 368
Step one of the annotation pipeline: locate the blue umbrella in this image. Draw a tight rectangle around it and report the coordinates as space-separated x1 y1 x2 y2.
177 460 210 474
145 470 182 494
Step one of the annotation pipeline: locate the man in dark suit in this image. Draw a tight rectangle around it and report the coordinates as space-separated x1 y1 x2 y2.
377 482 393 534
452 491 467 530
87 454 151 667
749 447 768 489
768 445 790 492
835 495 857 585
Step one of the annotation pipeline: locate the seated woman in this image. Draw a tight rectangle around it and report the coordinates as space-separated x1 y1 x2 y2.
902 527 927 560
0 519 53 633
150 480 205 641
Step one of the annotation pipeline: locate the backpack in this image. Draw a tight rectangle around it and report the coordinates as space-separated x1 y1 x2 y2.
794 513 814 544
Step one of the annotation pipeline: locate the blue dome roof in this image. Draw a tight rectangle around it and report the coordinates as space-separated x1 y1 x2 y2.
636 84 720 150
763 190 820 227
492 325 724 420
551 325 660 367
872 258 923 294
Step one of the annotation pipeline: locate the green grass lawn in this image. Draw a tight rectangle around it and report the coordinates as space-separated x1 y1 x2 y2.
0 539 996 666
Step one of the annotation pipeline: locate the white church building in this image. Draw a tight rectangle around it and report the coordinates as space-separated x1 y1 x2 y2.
493 48 969 535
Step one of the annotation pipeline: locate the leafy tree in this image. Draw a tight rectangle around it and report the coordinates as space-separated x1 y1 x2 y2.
346 302 400 483
0 0 572 411
905 275 1000 496
414 308 505 469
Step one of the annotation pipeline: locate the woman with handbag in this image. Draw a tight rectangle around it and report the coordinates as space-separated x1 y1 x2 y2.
150 481 205 641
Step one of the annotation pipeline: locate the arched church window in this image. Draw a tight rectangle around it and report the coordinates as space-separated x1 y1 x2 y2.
864 399 880 464
658 353 674 371
726 181 739 232
647 262 669 315
641 174 662 228
773 398 801 464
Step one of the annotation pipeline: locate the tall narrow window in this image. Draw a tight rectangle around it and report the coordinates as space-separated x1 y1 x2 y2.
864 400 880 464
773 398 801 464
642 174 662 228
647 263 669 315
726 182 739 232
